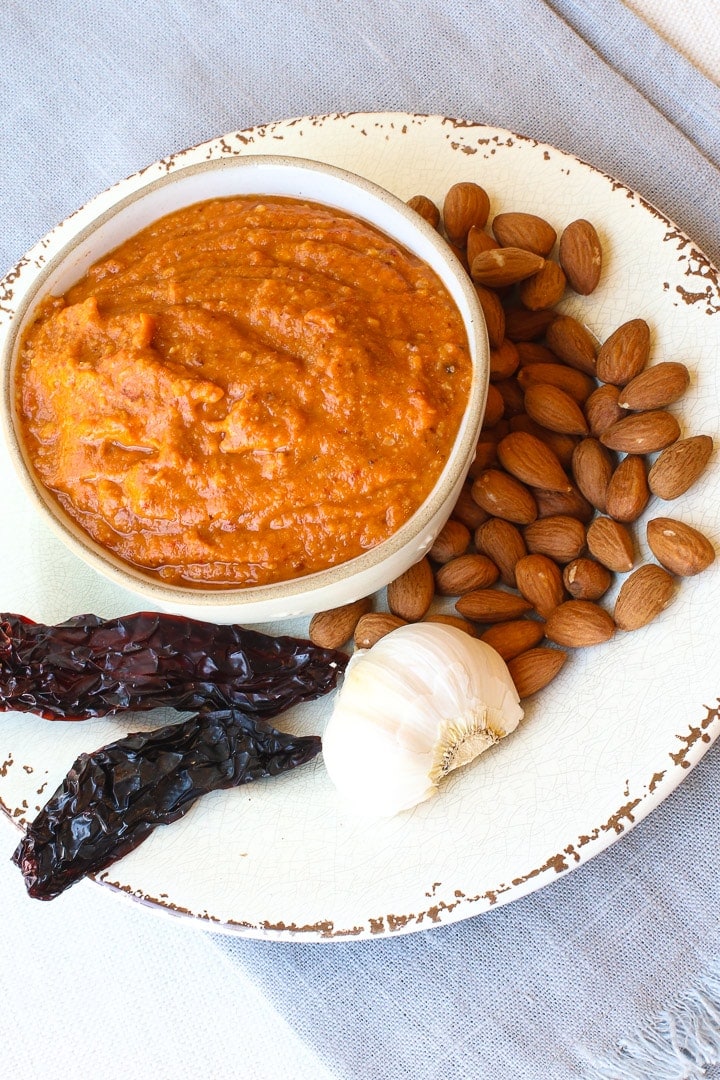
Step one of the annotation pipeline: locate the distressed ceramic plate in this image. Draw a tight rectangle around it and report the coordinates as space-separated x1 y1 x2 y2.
0 112 718 939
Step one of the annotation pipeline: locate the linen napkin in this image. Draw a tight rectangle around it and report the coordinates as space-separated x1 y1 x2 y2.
1 1 720 1078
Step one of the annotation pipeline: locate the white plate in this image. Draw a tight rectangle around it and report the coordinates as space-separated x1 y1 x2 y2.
1 112 718 939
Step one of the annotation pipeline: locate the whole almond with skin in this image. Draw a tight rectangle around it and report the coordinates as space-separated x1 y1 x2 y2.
515 341 557 365
494 377 526 418
456 588 533 623
428 519 471 563
497 431 572 493
514 554 566 618
571 438 615 512
524 515 586 563
354 612 407 649
471 247 545 287
443 182 490 244
482 383 506 429
507 647 568 698
605 454 649 522
545 600 615 647
647 435 714 500
518 260 567 310
435 553 500 596
468 438 499 478
309 597 373 649
646 517 716 577
517 362 595 404
508 414 578 470
492 212 557 256
545 315 598 376
407 195 440 229
490 338 520 381
474 285 506 350
585 383 624 437
452 484 490 530
595 318 650 385
586 516 634 572
525 382 589 436
504 307 557 342
424 614 477 636
471 469 538 524
613 564 676 631
563 557 613 601
467 225 500 264
558 219 602 295
534 484 595 524
600 410 681 454
475 517 528 588
387 557 435 620
619 362 690 411
480 618 545 661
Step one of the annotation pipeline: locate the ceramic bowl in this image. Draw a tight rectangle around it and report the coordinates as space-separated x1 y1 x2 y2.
0 154 489 622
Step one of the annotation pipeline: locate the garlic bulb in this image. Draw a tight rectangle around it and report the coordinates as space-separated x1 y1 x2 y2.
322 622 523 818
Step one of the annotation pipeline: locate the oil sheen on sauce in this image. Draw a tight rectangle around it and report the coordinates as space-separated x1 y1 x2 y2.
16 196 472 587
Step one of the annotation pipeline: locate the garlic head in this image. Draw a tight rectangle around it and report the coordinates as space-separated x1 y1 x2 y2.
321 622 523 818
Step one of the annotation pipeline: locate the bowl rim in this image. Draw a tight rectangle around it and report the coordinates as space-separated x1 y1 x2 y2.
1 153 489 611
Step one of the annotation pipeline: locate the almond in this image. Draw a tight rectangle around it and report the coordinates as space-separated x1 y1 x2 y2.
443 182 490 244
467 225 500 264
605 454 649 522
407 195 440 229
428 519 471 563
309 597 373 649
517 362 595 404
504 307 557 342
492 212 557 256
586 516 635 572
424 613 477 636
508 414 578 470
435 553 500 596
475 517 528 588
490 338 520 381
558 219 602 294
482 383 506 429
544 315 598 376
515 341 557 365
595 318 650 385
545 600 615 647
613 564 676 631
618 362 690 411
585 383 624 437
471 469 538 525
455 588 534 623
507 646 568 697
514 554 566 618
468 438 499 478
452 483 491 530
479 618 545 661
562 557 613 601
524 382 589 436
534 484 595 524
646 517 716 577
493 377 526 418
571 438 615 512
354 612 407 649
470 247 545 288
518 260 567 310
523 515 586 563
600 410 681 454
647 435 714 500
474 285 506 350
387 557 435 620
497 431 572 493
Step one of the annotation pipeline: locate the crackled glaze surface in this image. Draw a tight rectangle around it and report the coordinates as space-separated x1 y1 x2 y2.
1 113 719 939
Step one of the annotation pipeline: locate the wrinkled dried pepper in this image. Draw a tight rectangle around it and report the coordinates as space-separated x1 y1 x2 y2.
13 708 322 899
0 611 347 720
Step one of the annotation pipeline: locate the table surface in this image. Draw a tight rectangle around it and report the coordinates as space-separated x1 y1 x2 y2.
2 3 720 1079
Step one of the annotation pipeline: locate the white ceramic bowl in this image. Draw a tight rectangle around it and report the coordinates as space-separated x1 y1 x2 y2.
0 154 489 622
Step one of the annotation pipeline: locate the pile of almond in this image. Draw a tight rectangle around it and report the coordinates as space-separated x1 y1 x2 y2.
309 182 716 699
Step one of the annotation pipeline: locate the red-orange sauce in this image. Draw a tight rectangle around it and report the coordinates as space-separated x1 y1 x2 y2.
16 196 471 587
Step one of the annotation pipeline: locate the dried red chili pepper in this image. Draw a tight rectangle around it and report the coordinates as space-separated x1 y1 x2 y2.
13 708 322 899
0 611 347 720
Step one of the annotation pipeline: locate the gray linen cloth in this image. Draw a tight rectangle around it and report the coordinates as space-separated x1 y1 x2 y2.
2 1 720 1077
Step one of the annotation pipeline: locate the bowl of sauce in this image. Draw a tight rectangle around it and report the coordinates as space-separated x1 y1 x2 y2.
2 155 489 621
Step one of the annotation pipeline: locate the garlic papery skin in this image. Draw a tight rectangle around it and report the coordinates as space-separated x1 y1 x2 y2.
321 623 524 818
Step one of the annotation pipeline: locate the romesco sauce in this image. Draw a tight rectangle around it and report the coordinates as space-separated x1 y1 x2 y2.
16 196 472 587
